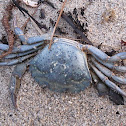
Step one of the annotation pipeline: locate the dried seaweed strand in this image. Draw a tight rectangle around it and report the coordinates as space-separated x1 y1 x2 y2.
21 6 44 35
21 7 38 30
121 40 126 46
12 0 44 30
0 2 14 59
61 12 93 45
49 0 67 49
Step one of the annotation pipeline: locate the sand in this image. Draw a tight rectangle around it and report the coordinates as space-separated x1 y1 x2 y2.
0 0 126 125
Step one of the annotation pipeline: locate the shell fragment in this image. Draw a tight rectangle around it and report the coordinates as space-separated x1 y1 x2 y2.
22 0 39 7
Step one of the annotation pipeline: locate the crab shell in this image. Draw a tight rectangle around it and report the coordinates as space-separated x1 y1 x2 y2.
29 39 91 93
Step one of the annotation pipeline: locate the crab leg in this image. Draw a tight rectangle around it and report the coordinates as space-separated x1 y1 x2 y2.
12 42 44 53
0 53 35 66
0 42 43 53
14 17 51 45
14 26 50 44
14 27 26 43
27 34 51 44
0 44 9 51
83 45 126 62
83 45 109 61
93 55 126 72
108 52 126 62
90 64 126 97
4 46 42 59
91 58 126 84
10 63 27 108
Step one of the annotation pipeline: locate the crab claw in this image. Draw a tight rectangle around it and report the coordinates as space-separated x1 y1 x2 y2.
9 64 27 109
22 0 39 7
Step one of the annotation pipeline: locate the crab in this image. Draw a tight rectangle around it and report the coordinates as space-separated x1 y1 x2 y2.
0 18 126 108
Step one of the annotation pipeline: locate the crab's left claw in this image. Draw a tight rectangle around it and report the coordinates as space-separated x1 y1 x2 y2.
9 63 27 109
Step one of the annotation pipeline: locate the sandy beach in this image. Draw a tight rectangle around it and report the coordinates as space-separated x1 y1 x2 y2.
0 0 126 125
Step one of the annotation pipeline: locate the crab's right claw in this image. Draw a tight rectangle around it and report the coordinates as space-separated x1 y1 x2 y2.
9 64 27 109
